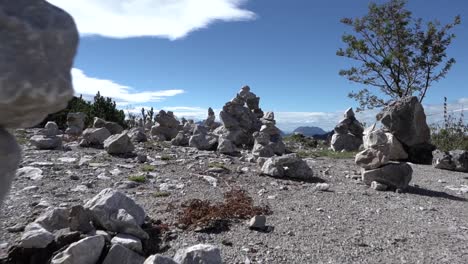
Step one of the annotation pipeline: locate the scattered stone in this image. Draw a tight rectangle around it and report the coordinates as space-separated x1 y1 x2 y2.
315 183 330 191
173 244 222 264
19 223 54 249
261 153 314 180
16 167 43 181
51 235 105 264
249 215 267 231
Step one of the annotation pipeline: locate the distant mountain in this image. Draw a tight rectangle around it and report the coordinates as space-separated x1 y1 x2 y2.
292 126 327 137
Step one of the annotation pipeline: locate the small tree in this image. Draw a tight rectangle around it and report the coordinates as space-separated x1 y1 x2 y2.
337 0 460 111
148 107 154 123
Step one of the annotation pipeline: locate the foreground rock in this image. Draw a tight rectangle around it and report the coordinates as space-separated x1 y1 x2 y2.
0 128 21 203
51 236 105 264
103 244 145 264
173 244 222 264
261 153 314 180
0 1 78 129
331 108 363 152
377 96 435 164
30 122 62 150
84 188 148 239
362 162 413 190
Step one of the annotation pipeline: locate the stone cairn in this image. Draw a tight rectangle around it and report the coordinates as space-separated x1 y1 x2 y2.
331 108 364 152
0 0 78 204
252 112 286 158
150 110 180 141
356 126 413 191
377 96 435 164
204 107 220 131
30 122 62 150
65 112 86 137
4 188 223 264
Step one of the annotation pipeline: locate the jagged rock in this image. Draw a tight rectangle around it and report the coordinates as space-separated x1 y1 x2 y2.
344 107 355 119
385 133 408 160
84 188 148 239
80 127 111 147
103 244 145 264
362 162 413 189
34 208 70 232
261 153 314 180
0 0 78 128
104 133 135 155
204 107 216 128
151 125 179 141
171 132 189 147
129 127 148 143
331 133 362 152
51 235 105 264
0 129 22 203
30 134 62 150
69 205 94 233
111 234 142 253
377 96 434 164
217 137 238 155
173 244 222 264
249 215 266 230
363 129 388 148
66 113 86 136
144 254 177 264
189 134 218 151
19 223 54 249
355 147 390 170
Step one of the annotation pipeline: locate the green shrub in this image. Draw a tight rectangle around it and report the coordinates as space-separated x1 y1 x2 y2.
141 164 155 172
128 175 146 183
430 97 468 151
153 191 170 197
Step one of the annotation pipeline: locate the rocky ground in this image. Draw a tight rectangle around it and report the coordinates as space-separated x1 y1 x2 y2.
1 129 468 264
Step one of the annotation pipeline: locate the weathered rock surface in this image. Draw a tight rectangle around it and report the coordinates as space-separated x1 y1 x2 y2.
103 244 145 264
84 188 148 239
129 127 148 143
0 0 78 129
30 134 62 150
144 254 177 264
111 233 142 252
66 113 86 136
51 235 105 264
104 133 135 155
331 133 362 152
173 244 222 264
34 208 70 232
19 223 54 249
172 131 190 147
433 150 468 172
94 117 124 135
151 111 180 141
80 127 111 147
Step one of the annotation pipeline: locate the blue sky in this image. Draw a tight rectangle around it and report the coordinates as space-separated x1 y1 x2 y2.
49 0 467 131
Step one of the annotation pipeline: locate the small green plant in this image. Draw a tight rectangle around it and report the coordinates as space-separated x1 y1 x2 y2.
14 130 29 145
431 97 468 151
128 175 146 183
153 191 171 197
283 134 318 148
297 149 357 159
141 164 156 172
208 162 229 170
161 155 174 161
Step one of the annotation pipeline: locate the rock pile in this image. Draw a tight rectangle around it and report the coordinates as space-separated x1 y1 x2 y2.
215 86 263 147
30 122 62 150
356 127 413 191
204 107 220 130
151 111 180 141
331 108 364 152
65 112 86 136
189 125 219 151
377 96 435 164
0 0 78 203
252 112 286 158
3 188 223 264
433 150 468 172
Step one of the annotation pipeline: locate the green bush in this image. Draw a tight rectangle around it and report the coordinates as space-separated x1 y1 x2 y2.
39 92 126 129
430 97 468 151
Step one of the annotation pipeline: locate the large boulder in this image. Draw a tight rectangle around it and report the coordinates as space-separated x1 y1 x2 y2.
331 133 362 152
385 132 408 161
0 128 21 203
171 132 189 147
355 147 390 170
377 96 434 164
217 137 238 155
94 117 124 135
433 150 468 172
19 223 54 249
104 133 135 155
362 162 413 190
84 188 148 239
30 134 62 150
0 0 78 129
173 244 222 264
34 207 70 232
261 153 314 180
103 244 145 264
128 127 148 143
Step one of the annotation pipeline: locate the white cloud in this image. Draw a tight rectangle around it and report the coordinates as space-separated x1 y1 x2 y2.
48 0 256 39
72 68 184 104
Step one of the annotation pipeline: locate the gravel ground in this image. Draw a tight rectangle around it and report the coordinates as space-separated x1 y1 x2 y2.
1 130 468 263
